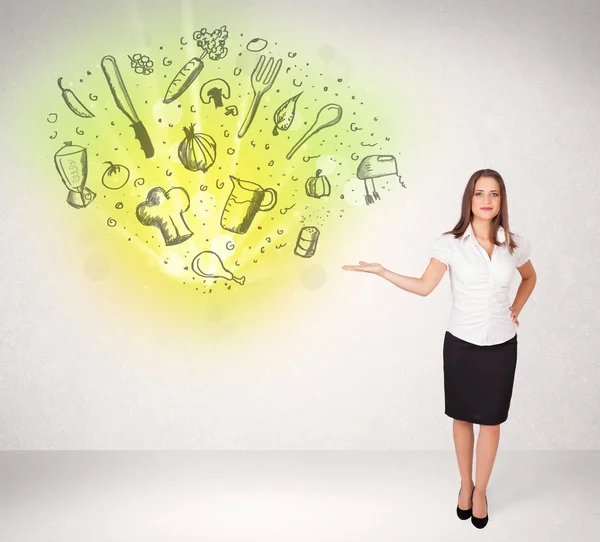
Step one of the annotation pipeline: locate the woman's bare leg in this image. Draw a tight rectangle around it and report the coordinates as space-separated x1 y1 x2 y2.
453 419 475 508
473 424 501 517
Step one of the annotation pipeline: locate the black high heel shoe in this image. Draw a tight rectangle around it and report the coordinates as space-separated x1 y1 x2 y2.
456 486 474 520
471 487 489 529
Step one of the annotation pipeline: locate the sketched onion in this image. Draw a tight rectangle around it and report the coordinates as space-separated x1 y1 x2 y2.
178 123 216 172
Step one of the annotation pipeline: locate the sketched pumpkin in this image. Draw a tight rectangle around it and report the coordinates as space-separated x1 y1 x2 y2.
305 169 331 198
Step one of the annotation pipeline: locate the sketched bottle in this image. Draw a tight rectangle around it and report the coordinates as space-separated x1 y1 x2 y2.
54 141 96 208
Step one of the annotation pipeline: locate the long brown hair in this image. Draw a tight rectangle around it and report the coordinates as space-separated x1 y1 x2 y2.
443 169 518 255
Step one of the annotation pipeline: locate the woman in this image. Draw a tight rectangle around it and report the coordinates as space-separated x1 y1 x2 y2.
342 169 537 529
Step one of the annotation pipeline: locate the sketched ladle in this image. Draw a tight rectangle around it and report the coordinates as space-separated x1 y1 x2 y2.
286 103 343 160
237 55 282 138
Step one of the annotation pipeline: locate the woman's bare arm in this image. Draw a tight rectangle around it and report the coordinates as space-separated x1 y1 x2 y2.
342 257 447 297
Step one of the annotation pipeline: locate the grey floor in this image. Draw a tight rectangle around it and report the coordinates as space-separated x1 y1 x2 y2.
1 451 598 541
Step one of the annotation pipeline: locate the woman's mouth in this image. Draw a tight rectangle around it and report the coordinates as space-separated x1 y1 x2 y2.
481 207 493 211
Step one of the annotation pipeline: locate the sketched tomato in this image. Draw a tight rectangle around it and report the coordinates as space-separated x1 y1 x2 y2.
102 161 130 190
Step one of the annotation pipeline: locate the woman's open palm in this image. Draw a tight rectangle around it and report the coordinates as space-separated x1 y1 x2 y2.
342 261 385 275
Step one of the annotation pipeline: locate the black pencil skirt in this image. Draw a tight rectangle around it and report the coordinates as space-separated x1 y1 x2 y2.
443 331 518 425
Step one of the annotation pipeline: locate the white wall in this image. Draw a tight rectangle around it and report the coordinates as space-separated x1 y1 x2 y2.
1 0 598 449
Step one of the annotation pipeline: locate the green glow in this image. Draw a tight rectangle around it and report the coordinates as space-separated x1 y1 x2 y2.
15 16 422 333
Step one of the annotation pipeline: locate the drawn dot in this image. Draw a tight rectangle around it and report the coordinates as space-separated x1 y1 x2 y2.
84 252 111 281
301 264 327 290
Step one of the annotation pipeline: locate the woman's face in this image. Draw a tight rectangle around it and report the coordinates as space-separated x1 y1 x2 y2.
471 176 501 220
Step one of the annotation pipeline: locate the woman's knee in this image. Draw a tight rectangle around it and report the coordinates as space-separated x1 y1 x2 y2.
480 423 500 432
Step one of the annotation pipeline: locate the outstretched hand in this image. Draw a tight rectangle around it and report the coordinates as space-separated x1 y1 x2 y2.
342 261 385 275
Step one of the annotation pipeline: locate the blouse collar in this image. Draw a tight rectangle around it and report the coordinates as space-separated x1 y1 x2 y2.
462 223 506 244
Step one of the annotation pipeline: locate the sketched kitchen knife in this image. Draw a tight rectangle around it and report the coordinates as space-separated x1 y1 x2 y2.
101 55 154 158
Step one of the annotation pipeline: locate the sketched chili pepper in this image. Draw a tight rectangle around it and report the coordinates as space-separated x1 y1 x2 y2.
57 78 94 118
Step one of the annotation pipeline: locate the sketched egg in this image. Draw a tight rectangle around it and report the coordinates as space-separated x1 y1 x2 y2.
246 38 268 52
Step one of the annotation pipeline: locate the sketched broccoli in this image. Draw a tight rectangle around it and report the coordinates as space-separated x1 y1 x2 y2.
193 25 229 61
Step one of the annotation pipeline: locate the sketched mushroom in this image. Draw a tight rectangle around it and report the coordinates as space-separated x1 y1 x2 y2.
200 78 231 108
356 155 404 205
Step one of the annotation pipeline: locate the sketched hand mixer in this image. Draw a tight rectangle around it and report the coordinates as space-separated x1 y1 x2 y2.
237 54 282 138
357 155 407 205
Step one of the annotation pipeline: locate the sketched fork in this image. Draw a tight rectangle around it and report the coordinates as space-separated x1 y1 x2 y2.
237 55 282 138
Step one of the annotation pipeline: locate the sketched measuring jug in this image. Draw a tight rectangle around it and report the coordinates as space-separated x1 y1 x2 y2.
220 175 277 234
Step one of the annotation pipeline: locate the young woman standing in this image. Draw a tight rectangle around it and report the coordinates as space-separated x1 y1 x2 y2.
342 169 537 529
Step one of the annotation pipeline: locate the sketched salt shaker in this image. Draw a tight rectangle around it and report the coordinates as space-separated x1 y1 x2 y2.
294 226 320 258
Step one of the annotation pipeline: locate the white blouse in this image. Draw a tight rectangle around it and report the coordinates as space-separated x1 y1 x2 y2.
430 223 531 346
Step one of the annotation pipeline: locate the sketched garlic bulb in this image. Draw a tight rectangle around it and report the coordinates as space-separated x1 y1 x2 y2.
178 123 217 172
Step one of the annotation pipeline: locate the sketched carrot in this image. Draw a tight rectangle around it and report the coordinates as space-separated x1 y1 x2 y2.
57 78 95 118
163 25 229 104
163 58 204 104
